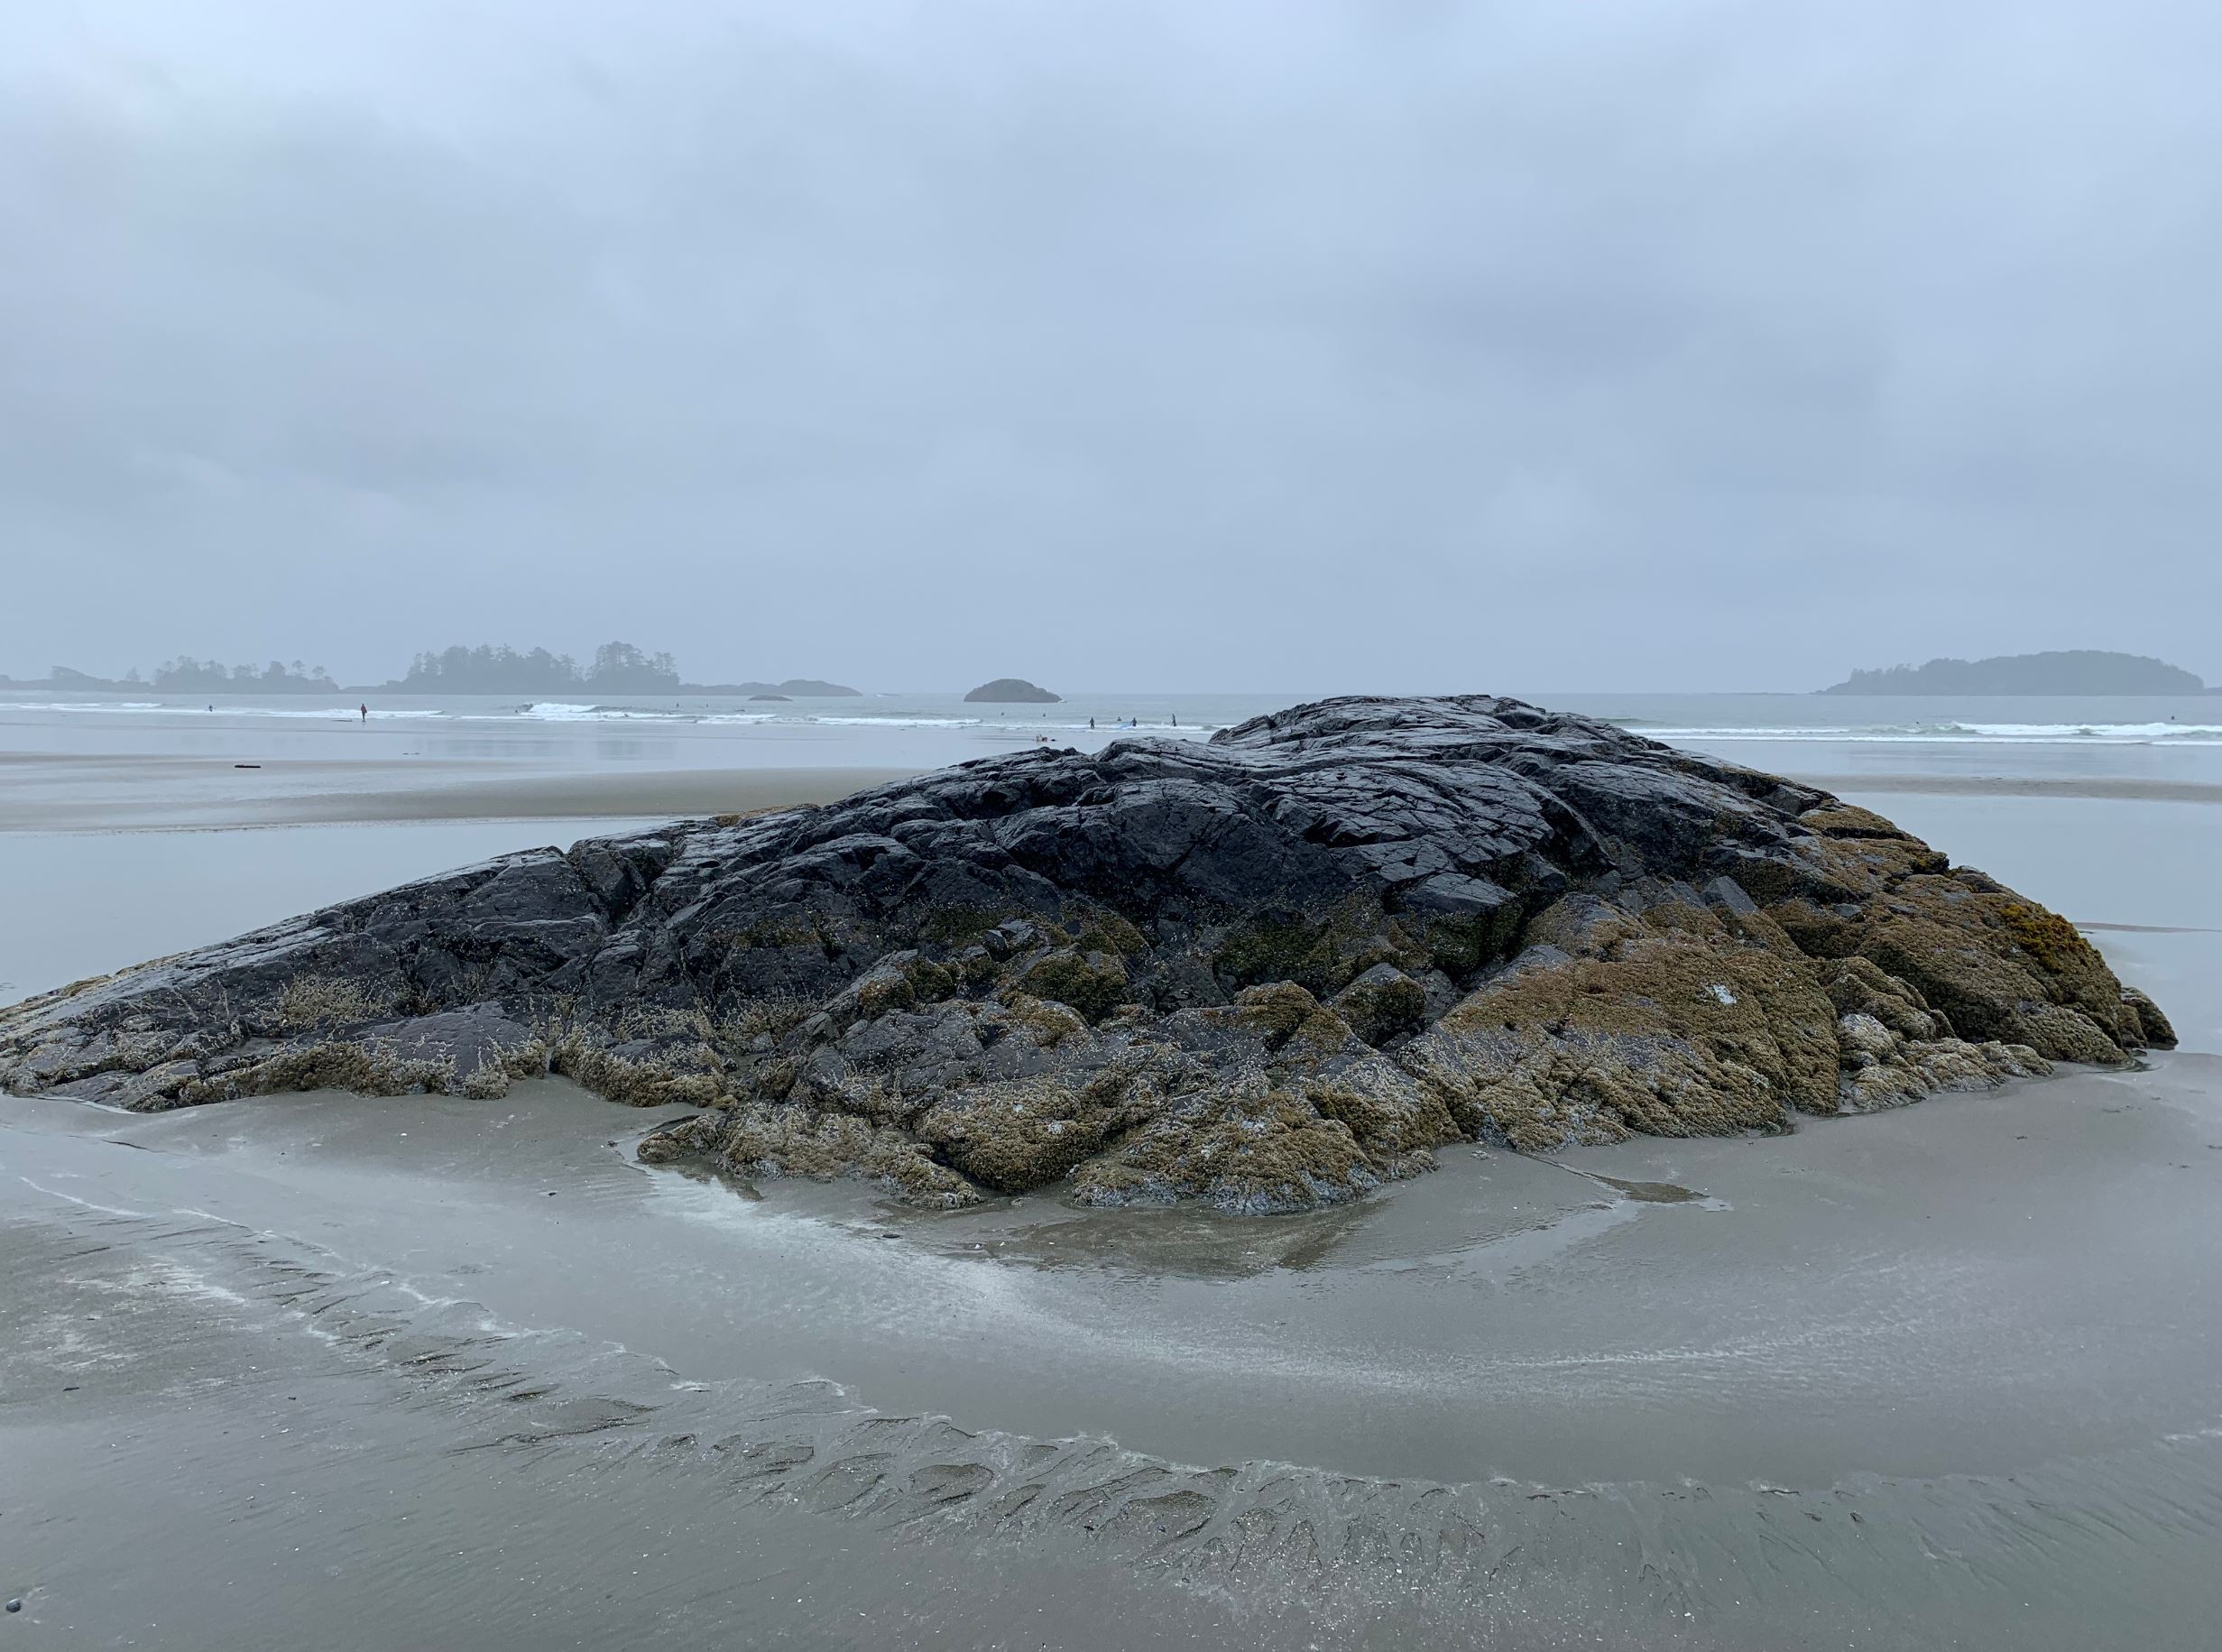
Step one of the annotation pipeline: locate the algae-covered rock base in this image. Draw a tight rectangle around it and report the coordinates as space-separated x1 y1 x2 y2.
0 696 2174 1213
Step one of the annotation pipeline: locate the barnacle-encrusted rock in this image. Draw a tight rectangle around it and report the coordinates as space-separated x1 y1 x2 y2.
0 696 2171 1212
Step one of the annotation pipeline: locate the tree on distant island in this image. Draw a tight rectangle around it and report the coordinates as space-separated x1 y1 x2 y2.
19 659 339 693
151 657 339 693
394 641 680 695
1821 650 2204 696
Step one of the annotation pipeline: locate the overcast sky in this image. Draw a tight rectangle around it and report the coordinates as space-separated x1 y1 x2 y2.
4 0 2216 693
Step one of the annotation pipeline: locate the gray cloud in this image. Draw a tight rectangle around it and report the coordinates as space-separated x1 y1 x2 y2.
4 0 2217 690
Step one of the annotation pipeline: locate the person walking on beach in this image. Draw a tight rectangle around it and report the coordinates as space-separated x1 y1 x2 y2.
359 703 368 723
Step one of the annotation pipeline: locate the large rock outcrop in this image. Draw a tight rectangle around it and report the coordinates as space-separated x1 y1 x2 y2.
0 697 2173 1213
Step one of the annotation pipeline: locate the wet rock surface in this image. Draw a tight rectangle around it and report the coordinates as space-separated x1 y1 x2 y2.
0 696 2172 1210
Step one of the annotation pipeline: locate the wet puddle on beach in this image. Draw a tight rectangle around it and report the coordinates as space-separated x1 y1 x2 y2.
1576 1170 1711 1203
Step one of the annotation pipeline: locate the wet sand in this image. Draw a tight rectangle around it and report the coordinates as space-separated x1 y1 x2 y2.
266 765 922 825
7 1061 2222 1648
0 753 917 831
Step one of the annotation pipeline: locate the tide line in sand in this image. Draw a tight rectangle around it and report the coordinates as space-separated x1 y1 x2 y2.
0 765 922 832
1798 773 2222 804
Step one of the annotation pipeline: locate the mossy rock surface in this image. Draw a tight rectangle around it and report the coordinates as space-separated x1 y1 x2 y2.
0 694 2171 1214
1020 949 1129 1023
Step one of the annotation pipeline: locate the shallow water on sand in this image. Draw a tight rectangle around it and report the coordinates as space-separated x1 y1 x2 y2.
0 819 664 1009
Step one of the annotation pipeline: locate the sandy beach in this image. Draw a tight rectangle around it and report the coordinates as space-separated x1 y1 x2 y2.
0 752 920 831
5 693 2222 1647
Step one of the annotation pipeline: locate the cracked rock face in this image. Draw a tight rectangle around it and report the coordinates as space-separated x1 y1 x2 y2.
0 696 2175 1212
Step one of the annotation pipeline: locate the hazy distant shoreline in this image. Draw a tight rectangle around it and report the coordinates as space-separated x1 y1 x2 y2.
0 640 864 699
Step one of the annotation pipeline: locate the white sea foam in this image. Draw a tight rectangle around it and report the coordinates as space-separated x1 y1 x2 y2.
1 700 170 712
232 706 427 721
499 702 690 722
1950 721 2222 742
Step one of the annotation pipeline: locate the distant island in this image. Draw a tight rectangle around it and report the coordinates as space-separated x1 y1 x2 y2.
0 660 340 695
393 642 683 695
1821 651 2206 696
687 678 860 697
2 642 860 698
964 677 1061 704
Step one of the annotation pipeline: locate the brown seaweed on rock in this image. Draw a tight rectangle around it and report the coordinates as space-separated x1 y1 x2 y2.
0 696 2173 1213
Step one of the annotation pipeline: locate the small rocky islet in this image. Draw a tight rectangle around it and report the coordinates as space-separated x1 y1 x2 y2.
0 696 2174 1214
963 677 1061 703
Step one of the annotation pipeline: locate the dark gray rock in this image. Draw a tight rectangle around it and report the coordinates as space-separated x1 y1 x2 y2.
0 695 2172 1212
